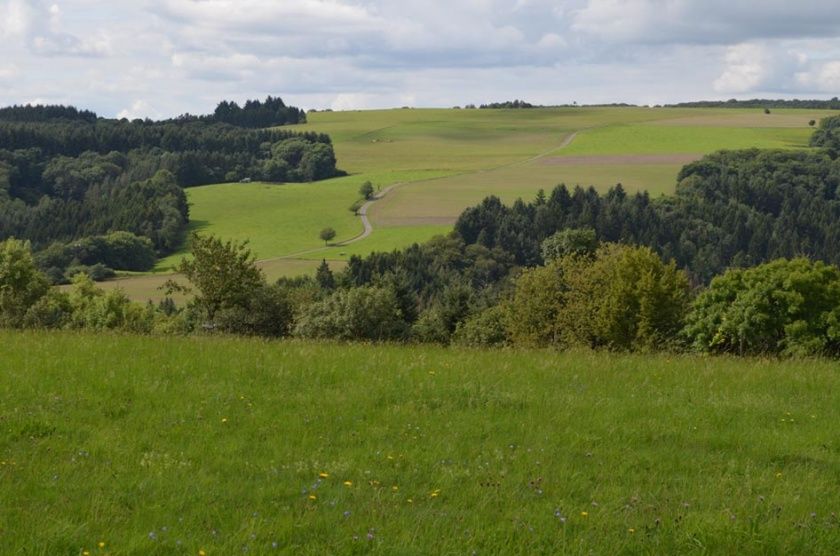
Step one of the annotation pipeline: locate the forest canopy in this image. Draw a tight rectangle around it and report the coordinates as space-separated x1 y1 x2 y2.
0 97 338 280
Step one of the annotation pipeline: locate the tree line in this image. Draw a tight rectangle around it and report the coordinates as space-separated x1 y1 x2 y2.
668 98 840 110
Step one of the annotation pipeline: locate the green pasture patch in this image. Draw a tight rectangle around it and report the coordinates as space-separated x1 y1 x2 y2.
560 125 813 156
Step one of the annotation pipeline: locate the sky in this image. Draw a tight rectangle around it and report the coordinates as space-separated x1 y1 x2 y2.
1 0 840 119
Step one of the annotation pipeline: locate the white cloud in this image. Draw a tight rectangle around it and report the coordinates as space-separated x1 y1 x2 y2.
1 0 840 118
714 43 773 93
117 100 162 120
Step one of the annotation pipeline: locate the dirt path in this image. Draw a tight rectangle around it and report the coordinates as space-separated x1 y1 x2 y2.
258 129 582 262
335 182 403 246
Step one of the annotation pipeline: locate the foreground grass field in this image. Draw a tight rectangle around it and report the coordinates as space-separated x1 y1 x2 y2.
2 331 839 554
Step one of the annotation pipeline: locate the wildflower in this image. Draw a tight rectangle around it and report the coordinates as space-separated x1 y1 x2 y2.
392 486 399 491
430 489 441 498
776 472 782 478
308 494 317 500
222 418 228 423
83 552 90 556
343 481 353 487
407 498 414 503
98 542 105 549
580 511 588 517
199 551 207 556
319 472 329 478
628 528 635 534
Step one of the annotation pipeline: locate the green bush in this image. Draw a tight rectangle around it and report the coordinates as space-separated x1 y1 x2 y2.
504 244 690 350
453 305 509 347
0 238 50 327
683 258 840 356
295 286 408 341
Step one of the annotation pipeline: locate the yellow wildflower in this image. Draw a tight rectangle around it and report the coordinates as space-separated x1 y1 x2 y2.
319 472 329 478
308 494 317 500
199 551 207 556
221 418 228 423
392 486 399 491
98 541 105 548
628 528 635 534
343 480 353 487
580 511 588 517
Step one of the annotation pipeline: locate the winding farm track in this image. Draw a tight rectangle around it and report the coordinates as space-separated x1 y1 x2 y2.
257 129 581 263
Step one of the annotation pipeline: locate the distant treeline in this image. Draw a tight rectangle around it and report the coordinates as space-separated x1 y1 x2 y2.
669 98 840 110
0 104 98 123
0 97 338 281
479 100 535 109
170 96 307 128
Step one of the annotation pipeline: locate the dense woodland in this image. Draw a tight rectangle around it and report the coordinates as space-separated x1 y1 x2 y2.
0 98 337 281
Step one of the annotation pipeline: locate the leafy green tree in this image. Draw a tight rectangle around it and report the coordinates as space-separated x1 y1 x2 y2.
300 142 337 181
0 238 49 327
453 305 509 347
169 234 264 322
294 285 408 341
359 181 374 200
214 284 294 337
560 244 690 350
683 258 840 356
503 262 570 347
503 244 689 351
67 274 155 333
319 227 336 246
541 228 598 262
810 115 840 157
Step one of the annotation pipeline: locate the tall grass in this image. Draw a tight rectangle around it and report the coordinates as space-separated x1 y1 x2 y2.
2 331 839 554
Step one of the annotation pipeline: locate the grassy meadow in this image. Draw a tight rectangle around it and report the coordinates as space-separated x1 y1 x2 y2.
109 106 835 300
2 331 840 554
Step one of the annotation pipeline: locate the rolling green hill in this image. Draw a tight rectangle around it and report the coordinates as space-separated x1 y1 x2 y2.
111 106 835 300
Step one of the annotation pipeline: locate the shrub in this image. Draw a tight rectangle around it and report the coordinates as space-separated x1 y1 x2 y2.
683 258 840 356
294 286 408 341
215 284 294 337
504 244 690 350
453 305 509 347
0 238 50 327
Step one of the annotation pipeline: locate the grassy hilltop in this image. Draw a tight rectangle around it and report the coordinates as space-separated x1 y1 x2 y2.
2 331 839 554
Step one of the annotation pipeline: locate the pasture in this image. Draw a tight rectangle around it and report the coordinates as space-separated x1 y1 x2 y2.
2 331 839 554
111 106 834 300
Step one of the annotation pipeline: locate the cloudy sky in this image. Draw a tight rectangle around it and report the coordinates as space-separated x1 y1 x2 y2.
1 0 840 118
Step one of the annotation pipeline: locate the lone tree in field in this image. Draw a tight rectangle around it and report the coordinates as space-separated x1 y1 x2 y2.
167 233 264 322
359 181 374 200
319 227 336 246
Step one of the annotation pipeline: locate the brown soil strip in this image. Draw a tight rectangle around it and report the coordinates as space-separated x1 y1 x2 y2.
538 154 703 166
